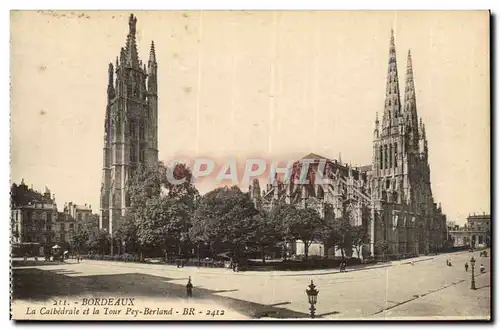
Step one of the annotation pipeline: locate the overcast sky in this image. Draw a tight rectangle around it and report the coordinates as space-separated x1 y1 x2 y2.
11 11 489 224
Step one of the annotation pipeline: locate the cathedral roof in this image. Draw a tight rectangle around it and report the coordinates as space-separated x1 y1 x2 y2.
358 165 372 173
301 153 328 161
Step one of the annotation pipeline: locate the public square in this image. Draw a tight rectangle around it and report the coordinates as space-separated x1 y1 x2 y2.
12 250 490 320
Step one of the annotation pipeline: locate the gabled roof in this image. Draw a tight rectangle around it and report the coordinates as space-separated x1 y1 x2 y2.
301 153 330 161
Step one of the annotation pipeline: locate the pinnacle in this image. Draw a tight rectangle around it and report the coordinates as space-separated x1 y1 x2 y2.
382 28 401 129
149 40 157 63
389 29 396 55
123 15 140 69
406 49 413 73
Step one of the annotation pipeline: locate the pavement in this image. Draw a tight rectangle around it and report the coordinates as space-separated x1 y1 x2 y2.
11 250 490 320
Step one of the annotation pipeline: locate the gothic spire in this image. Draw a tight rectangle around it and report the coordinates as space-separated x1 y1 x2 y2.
107 62 115 99
147 41 158 95
404 49 419 133
124 14 140 69
149 40 157 65
382 29 402 133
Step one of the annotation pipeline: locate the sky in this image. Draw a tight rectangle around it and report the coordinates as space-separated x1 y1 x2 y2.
10 10 490 224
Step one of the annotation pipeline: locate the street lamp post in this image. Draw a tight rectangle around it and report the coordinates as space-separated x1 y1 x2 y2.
305 280 319 319
470 256 476 290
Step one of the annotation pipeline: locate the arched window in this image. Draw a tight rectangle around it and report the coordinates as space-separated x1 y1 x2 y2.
139 124 145 140
384 145 388 169
389 144 393 168
125 192 131 207
379 146 383 170
130 146 136 162
130 121 136 137
139 148 145 162
394 143 398 167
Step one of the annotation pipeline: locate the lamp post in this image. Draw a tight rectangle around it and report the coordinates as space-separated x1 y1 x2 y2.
305 280 319 318
470 256 476 290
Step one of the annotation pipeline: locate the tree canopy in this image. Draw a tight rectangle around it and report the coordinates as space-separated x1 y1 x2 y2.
189 186 258 258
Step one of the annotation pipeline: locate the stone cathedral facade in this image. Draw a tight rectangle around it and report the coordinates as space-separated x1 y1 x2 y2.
99 14 159 235
250 31 447 258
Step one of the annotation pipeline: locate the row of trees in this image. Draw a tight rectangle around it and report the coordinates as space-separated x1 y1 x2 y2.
102 162 373 261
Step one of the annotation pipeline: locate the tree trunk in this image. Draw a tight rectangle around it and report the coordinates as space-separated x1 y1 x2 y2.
304 242 309 261
261 246 266 263
283 241 288 261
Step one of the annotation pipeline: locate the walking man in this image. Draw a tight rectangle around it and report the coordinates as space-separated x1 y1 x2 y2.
465 261 469 272
186 276 193 298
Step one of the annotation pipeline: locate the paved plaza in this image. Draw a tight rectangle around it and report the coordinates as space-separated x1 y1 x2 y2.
12 250 490 320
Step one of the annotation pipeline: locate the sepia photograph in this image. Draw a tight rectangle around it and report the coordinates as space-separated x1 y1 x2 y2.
9 10 491 321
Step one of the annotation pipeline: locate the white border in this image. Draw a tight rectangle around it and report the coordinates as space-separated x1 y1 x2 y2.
3 1 497 329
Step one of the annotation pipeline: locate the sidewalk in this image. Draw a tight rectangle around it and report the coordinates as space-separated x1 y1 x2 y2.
84 251 451 276
80 258 394 277
377 271 491 320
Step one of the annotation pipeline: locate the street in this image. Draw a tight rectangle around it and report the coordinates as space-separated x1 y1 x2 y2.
12 250 490 320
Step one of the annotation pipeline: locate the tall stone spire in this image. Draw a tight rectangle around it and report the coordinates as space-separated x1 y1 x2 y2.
107 63 115 99
404 49 419 135
148 41 157 65
147 41 158 95
382 29 402 134
125 14 140 69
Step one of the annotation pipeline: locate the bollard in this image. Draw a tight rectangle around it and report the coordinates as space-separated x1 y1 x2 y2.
186 276 193 298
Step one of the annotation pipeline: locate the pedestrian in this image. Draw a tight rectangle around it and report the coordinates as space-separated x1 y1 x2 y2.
465 262 469 272
480 264 485 273
186 276 193 298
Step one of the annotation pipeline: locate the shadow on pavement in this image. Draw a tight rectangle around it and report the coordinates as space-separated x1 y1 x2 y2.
12 268 312 319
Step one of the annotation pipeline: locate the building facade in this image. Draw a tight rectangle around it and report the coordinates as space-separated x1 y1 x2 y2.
99 14 159 235
64 202 92 232
448 213 491 248
55 211 76 244
250 31 448 258
11 180 58 246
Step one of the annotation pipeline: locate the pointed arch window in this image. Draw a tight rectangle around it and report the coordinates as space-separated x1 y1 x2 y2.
384 145 388 169
115 118 121 135
125 191 131 207
394 143 398 167
379 146 383 170
139 124 145 140
130 121 136 137
139 148 145 163
389 144 393 168
130 146 137 162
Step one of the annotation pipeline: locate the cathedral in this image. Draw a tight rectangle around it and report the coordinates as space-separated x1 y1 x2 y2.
250 30 447 258
99 14 159 235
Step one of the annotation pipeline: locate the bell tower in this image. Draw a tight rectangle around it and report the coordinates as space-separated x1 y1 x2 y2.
100 14 159 240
